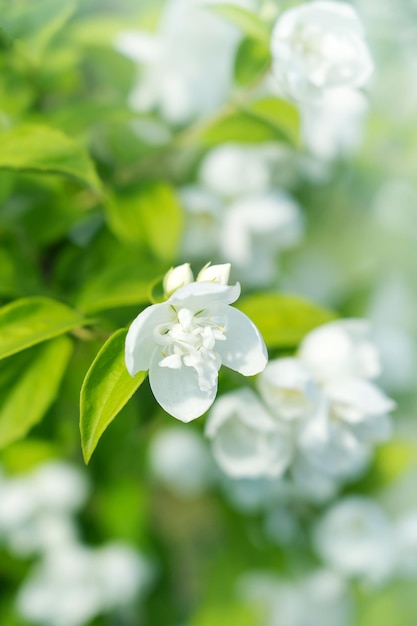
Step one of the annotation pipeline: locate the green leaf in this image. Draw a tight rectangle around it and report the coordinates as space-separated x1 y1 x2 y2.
248 97 301 146
106 182 184 261
357 580 417 626
235 37 271 86
238 293 336 349
0 336 72 448
0 125 102 191
0 297 88 360
199 98 299 146
80 328 147 463
209 3 270 43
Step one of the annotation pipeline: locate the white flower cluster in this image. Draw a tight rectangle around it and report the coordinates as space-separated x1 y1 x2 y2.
180 145 303 287
269 1 373 161
206 319 395 501
0 462 152 626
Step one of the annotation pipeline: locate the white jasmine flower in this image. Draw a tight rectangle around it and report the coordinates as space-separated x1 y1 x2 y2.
205 388 293 478
179 185 222 259
270 1 373 102
125 280 267 422
298 319 381 381
313 497 397 586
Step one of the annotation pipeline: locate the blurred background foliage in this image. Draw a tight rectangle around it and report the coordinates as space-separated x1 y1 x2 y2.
0 0 417 625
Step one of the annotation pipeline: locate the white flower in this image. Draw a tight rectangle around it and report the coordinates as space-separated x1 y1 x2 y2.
313 497 397 586
125 281 267 422
395 511 417 578
205 388 293 478
270 1 373 102
298 319 381 382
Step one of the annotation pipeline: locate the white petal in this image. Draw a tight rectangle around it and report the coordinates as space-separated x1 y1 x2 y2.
206 390 292 478
125 302 174 375
163 263 194 295
168 281 241 311
324 378 395 419
212 304 268 376
148 351 217 422
197 263 231 285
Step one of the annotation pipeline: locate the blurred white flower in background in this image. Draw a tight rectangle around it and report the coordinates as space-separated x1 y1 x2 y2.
180 143 304 288
0 462 88 557
313 497 397 586
125 277 267 421
206 319 394 501
301 88 368 161
115 0 255 124
17 543 152 626
270 1 373 102
239 568 354 626
148 426 216 497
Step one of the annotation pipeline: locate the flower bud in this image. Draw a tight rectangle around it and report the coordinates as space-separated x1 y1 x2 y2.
197 263 231 285
163 263 194 296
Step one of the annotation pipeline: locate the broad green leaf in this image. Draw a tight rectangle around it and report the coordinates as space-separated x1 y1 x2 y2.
77 271 152 314
0 26 13 49
0 439 60 474
192 603 260 626
0 336 72 448
106 181 184 261
199 99 299 146
0 125 102 191
238 293 336 349
209 3 270 43
0 297 88 360
235 37 271 86
80 329 147 463
374 440 417 484
248 97 301 146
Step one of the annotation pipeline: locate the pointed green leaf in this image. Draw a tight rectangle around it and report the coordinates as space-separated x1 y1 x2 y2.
0 125 102 191
0 297 89 360
238 293 336 349
235 37 271 86
80 328 147 464
0 336 73 448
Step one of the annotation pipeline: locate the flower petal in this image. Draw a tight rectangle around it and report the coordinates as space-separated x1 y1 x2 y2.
168 281 241 311
125 302 174 375
212 304 268 376
148 351 217 422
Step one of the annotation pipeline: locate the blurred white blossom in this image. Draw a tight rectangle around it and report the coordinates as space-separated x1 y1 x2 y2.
206 320 394 500
239 568 353 626
115 0 254 124
148 426 216 497
270 1 373 102
17 543 152 626
125 279 267 421
313 497 397 586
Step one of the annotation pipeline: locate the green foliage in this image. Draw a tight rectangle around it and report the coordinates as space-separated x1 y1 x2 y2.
0 336 72 447
0 297 88 360
80 328 147 464
238 293 336 349
235 37 271 86
0 125 102 191
199 98 300 146
105 181 184 261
